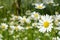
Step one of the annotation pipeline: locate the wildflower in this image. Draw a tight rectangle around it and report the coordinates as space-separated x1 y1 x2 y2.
15 25 24 31
20 16 31 24
0 23 8 30
38 14 53 33
35 3 45 9
31 11 40 20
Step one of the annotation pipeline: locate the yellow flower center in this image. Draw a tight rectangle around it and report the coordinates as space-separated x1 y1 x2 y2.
34 13 39 18
21 17 26 23
2 26 5 29
15 27 18 30
37 6 43 9
43 21 49 28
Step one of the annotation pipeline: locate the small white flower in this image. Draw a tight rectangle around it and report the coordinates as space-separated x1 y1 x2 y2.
0 23 8 30
26 18 31 24
54 14 60 26
35 3 45 9
38 14 53 33
20 16 26 23
20 16 31 24
10 25 24 31
10 14 22 21
10 25 15 31
31 11 40 20
15 25 24 31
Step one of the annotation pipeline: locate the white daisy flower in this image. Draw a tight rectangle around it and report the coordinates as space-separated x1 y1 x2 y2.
38 14 53 33
35 3 45 9
10 14 22 21
0 23 8 30
20 16 26 23
54 14 60 26
25 18 31 24
20 16 31 24
10 25 24 31
15 25 24 31
31 11 40 20
9 25 15 31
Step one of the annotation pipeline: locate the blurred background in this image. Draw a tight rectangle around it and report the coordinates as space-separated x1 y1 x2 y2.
0 0 60 22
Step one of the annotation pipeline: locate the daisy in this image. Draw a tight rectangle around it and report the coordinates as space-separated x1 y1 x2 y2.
10 25 24 31
20 16 26 23
20 16 31 24
35 3 45 9
54 26 60 30
10 15 22 21
15 25 24 31
0 23 8 30
38 14 53 33
9 25 15 31
54 14 60 26
31 11 40 20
